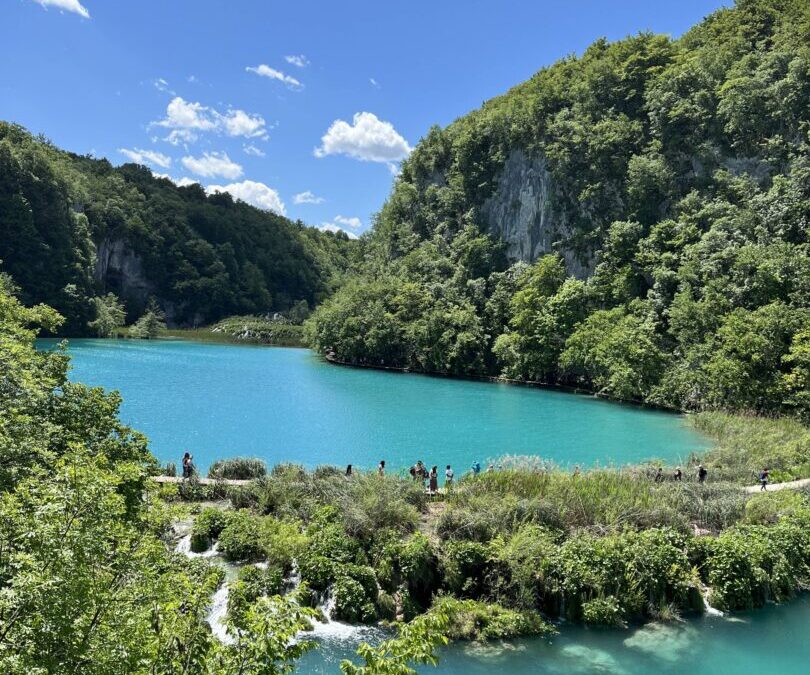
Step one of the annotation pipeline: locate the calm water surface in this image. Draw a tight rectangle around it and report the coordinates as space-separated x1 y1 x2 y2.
300 595 810 674
43 338 707 472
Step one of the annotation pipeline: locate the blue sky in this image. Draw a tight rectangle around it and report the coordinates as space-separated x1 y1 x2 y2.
1 0 728 237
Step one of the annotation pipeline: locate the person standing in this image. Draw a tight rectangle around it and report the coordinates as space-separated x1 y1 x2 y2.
445 464 454 488
429 465 438 494
673 467 683 481
378 460 385 476
471 461 481 476
654 467 664 483
759 467 769 491
182 452 193 479
345 464 353 477
697 464 708 484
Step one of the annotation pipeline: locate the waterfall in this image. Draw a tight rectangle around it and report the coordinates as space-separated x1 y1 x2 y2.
207 584 232 643
701 588 724 617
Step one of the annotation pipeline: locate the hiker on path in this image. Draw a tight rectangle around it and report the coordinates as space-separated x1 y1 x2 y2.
445 464 454 488
673 467 683 482
378 460 385 476
429 465 439 493
345 464 352 477
471 461 481 476
759 467 770 491
654 467 664 483
697 464 708 484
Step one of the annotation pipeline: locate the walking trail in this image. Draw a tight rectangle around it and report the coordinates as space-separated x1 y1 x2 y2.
743 477 810 494
152 474 810 493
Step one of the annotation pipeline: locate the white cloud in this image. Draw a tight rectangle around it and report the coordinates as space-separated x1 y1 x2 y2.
293 190 325 205
246 64 303 90
153 78 175 94
181 151 243 179
164 129 198 146
284 54 310 68
33 0 89 18
370 78 380 88
243 144 266 157
319 223 359 240
314 112 411 166
118 147 172 169
156 96 218 131
220 109 267 138
334 214 362 229
153 96 267 141
207 180 286 216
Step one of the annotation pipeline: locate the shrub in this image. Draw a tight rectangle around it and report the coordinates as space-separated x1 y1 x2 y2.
332 576 377 624
260 518 308 573
582 597 625 627
376 591 397 621
227 564 284 628
430 596 554 641
441 541 490 598
218 510 264 562
208 457 267 480
298 554 337 591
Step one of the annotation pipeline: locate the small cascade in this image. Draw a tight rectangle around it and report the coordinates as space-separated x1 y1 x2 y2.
207 583 232 644
701 588 724 617
306 590 380 641
174 534 220 559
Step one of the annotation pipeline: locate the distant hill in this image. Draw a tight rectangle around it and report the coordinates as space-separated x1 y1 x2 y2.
307 0 810 417
0 122 355 334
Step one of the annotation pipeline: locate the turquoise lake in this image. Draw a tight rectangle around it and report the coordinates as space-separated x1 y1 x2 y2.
45 338 707 473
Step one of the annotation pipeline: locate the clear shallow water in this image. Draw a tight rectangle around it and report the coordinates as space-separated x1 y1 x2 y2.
42 338 707 473
300 596 810 674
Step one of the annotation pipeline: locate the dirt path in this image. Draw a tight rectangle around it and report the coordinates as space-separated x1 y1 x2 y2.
743 477 810 494
151 476 252 486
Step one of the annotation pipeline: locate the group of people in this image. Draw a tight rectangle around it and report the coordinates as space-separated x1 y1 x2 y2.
406 460 454 493
646 464 708 483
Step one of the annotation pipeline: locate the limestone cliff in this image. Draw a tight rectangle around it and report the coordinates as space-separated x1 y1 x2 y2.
480 150 595 277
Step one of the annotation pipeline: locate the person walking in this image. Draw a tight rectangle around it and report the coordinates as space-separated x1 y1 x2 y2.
471 461 481 476
445 464 454 488
673 467 683 481
345 464 353 477
697 464 708 484
378 460 385 476
654 467 664 483
759 467 769 491
429 465 438 494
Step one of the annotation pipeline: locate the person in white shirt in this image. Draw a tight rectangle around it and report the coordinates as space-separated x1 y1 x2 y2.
445 464 454 487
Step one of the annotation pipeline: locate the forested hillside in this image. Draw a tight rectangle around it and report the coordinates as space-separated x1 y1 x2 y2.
0 122 355 334
307 0 810 418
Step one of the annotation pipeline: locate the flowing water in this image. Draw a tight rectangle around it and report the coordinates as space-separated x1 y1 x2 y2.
42 339 707 473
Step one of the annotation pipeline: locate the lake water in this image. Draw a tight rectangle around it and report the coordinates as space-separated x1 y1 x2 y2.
44 339 707 473
44 338 806 673
299 595 810 674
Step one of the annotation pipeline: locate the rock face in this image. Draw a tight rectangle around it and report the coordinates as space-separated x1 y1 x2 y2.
480 149 594 277
94 236 152 307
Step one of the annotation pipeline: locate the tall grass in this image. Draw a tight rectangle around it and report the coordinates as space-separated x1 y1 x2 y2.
208 457 267 480
694 412 810 483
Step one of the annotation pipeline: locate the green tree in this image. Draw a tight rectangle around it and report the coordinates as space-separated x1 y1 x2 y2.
87 292 126 337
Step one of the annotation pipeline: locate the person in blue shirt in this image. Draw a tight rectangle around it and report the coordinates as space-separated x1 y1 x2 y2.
471 461 481 476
